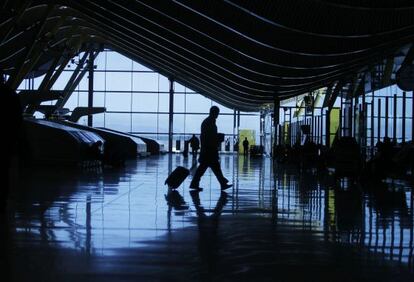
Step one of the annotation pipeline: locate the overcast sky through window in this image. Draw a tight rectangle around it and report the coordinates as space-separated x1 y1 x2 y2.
20 50 261 146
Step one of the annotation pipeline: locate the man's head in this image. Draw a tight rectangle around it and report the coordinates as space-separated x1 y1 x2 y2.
209 106 220 119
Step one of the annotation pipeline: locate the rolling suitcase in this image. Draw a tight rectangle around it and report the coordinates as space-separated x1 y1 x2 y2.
165 166 190 189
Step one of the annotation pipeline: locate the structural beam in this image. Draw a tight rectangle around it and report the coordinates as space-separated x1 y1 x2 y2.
54 50 91 109
168 78 174 153
323 81 344 110
25 54 64 114
381 57 394 86
19 90 63 107
0 0 32 44
7 3 57 89
274 97 280 148
400 44 414 68
69 106 106 122
87 51 94 126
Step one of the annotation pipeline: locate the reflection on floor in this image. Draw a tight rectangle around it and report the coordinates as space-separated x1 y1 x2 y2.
2 154 414 281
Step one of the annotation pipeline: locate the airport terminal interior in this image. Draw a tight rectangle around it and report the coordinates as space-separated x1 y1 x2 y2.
1 1 414 281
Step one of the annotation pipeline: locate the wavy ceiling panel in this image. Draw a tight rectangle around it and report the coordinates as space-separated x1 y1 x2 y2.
1 0 413 111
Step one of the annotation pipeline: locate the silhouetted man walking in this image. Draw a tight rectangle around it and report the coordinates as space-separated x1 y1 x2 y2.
190 106 232 191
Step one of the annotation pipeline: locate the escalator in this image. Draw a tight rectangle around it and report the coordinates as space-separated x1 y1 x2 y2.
53 120 146 159
98 127 164 155
22 118 104 164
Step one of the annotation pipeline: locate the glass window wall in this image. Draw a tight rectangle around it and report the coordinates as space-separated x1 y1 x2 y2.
17 49 261 148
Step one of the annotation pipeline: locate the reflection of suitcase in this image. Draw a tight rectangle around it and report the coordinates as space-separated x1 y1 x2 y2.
165 166 189 189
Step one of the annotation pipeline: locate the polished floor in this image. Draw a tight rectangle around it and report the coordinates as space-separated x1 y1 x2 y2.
2 154 414 281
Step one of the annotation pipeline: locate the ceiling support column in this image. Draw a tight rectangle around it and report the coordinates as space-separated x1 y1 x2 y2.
87 51 95 127
168 78 174 153
273 97 280 151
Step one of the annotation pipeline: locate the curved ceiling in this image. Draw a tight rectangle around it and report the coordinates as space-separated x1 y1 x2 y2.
1 0 414 111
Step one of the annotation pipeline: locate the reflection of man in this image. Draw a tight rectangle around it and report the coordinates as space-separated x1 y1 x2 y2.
241 154 248 174
190 106 232 191
242 137 249 156
190 191 228 219
190 190 228 273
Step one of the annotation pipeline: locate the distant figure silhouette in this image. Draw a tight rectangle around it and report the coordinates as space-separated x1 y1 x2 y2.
88 140 103 165
233 138 239 152
225 138 230 151
190 106 232 191
1 71 22 211
378 136 394 163
242 137 249 156
189 134 200 159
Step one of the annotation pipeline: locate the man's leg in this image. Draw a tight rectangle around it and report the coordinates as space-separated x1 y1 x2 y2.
210 161 230 187
190 162 208 188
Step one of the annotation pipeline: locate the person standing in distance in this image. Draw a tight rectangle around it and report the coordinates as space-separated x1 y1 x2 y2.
189 134 200 159
190 106 232 191
242 137 249 156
